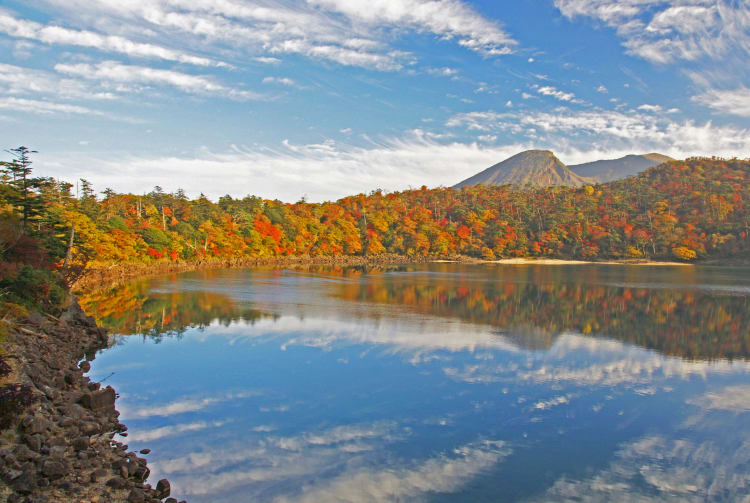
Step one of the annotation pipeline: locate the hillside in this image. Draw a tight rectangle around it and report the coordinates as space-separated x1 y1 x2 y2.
569 153 674 182
453 150 590 188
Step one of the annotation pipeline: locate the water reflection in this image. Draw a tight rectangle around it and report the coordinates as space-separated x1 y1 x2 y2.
81 264 750 360
79 264 750 502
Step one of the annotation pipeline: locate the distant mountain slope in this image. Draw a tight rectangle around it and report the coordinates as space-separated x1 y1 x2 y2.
568 153 673 183
454 150 590 189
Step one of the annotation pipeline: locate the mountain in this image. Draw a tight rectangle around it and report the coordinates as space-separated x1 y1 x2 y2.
453 150 590 189
568 153 673 183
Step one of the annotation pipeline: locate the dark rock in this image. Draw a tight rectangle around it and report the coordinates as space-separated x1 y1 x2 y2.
41 460 66 479
79 387 116 411
48 436 67 447
79 361 91 373
127 489 145 503
12 445 35 462
87 382 100 391
23 435 41 452
90 468 108 482
64 372 76 385
72 436 89 451
165 499 178 503
106 477 127 490
133 465 150 482
11 468 36 494
2 467 22 480
7 493 22 503
156 478 171 498
139 449 150 455
49 445 67 458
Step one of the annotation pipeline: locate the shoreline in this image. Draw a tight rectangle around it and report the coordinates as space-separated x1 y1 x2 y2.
0 300 178 503
74 254 750 292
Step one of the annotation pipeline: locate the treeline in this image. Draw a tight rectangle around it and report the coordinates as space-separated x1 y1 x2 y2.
1 149 749 308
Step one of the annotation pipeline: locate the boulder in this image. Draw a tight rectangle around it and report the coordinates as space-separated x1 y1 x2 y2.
156 478 171 498
79 387 116 411
41 459 66 479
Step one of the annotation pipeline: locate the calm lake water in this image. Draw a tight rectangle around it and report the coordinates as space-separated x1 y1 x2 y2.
79 263 750 502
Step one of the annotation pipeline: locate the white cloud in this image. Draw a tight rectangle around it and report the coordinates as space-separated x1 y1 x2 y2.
119 391 259 419
310 0 516 56
534 84 580 103
446 107 750 161
29 0 513 73
276 439 510 503
0 62 118 101
36 132 529 202
262 76 297 87
428 66 459 77
0 96 105 116
554 0 750 64
693 86 750 117
54 61 263 100
0 11 222 67
596 84 608 93
637 103 663 112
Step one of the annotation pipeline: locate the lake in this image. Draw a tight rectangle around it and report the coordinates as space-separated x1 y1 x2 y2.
79 263 750 502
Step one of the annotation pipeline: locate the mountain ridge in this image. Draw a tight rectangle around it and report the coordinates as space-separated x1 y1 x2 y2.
454 150 590 189
455 150 673 188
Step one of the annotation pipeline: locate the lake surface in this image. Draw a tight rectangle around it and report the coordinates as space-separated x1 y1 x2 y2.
79 263 750 502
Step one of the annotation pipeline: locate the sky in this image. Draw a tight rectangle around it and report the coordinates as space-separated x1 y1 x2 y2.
1 0 749 202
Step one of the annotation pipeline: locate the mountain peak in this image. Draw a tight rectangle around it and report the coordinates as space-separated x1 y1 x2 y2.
454 150 589 189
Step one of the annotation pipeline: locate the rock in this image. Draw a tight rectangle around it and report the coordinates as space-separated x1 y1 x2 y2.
11 468 37 494
133 465 150 482
49 445 67 458
72 436 89 451
106 477 127 490
23 435 41 452
41 459 66 479
13 445 35 462
79 361 91 373
27 312 45 326
78 387 116 411
22 416 48 435
139 449 150 455
127 489 145 503
90 468 109 482
165 499 178 503
2 467 22 480
155 478 171 498
87 382 100 391
64 372 76 385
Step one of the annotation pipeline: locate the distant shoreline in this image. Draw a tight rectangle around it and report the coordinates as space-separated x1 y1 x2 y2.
75 254 746 292
481 258 692 266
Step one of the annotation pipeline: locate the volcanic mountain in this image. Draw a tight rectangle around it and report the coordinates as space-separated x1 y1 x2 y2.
453 150 590 189
568 153 674 183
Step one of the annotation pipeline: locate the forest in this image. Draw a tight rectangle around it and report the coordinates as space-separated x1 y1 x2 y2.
1 146 749 311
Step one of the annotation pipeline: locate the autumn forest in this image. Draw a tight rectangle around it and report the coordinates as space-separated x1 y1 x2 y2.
1 148 749 310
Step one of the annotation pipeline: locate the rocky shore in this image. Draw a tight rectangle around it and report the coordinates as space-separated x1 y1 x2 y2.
0 300 180 503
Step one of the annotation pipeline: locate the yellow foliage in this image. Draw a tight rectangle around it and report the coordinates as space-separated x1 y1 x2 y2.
672 246 697 261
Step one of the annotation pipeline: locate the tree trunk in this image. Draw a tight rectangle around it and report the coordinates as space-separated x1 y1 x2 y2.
63 223 75 270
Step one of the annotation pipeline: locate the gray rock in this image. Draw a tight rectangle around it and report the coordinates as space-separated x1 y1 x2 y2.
127 488 145 503
79 387 116 411
106 477 127 489
90 468 109 482
12 445 35 462
23 435 41 452
41 460 66 479
156 478 171 498
72 436 89 451
49 446 67 458
165 499 178 503
11 468 37 494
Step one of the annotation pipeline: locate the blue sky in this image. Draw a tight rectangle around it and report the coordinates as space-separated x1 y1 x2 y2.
1 0 749 201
